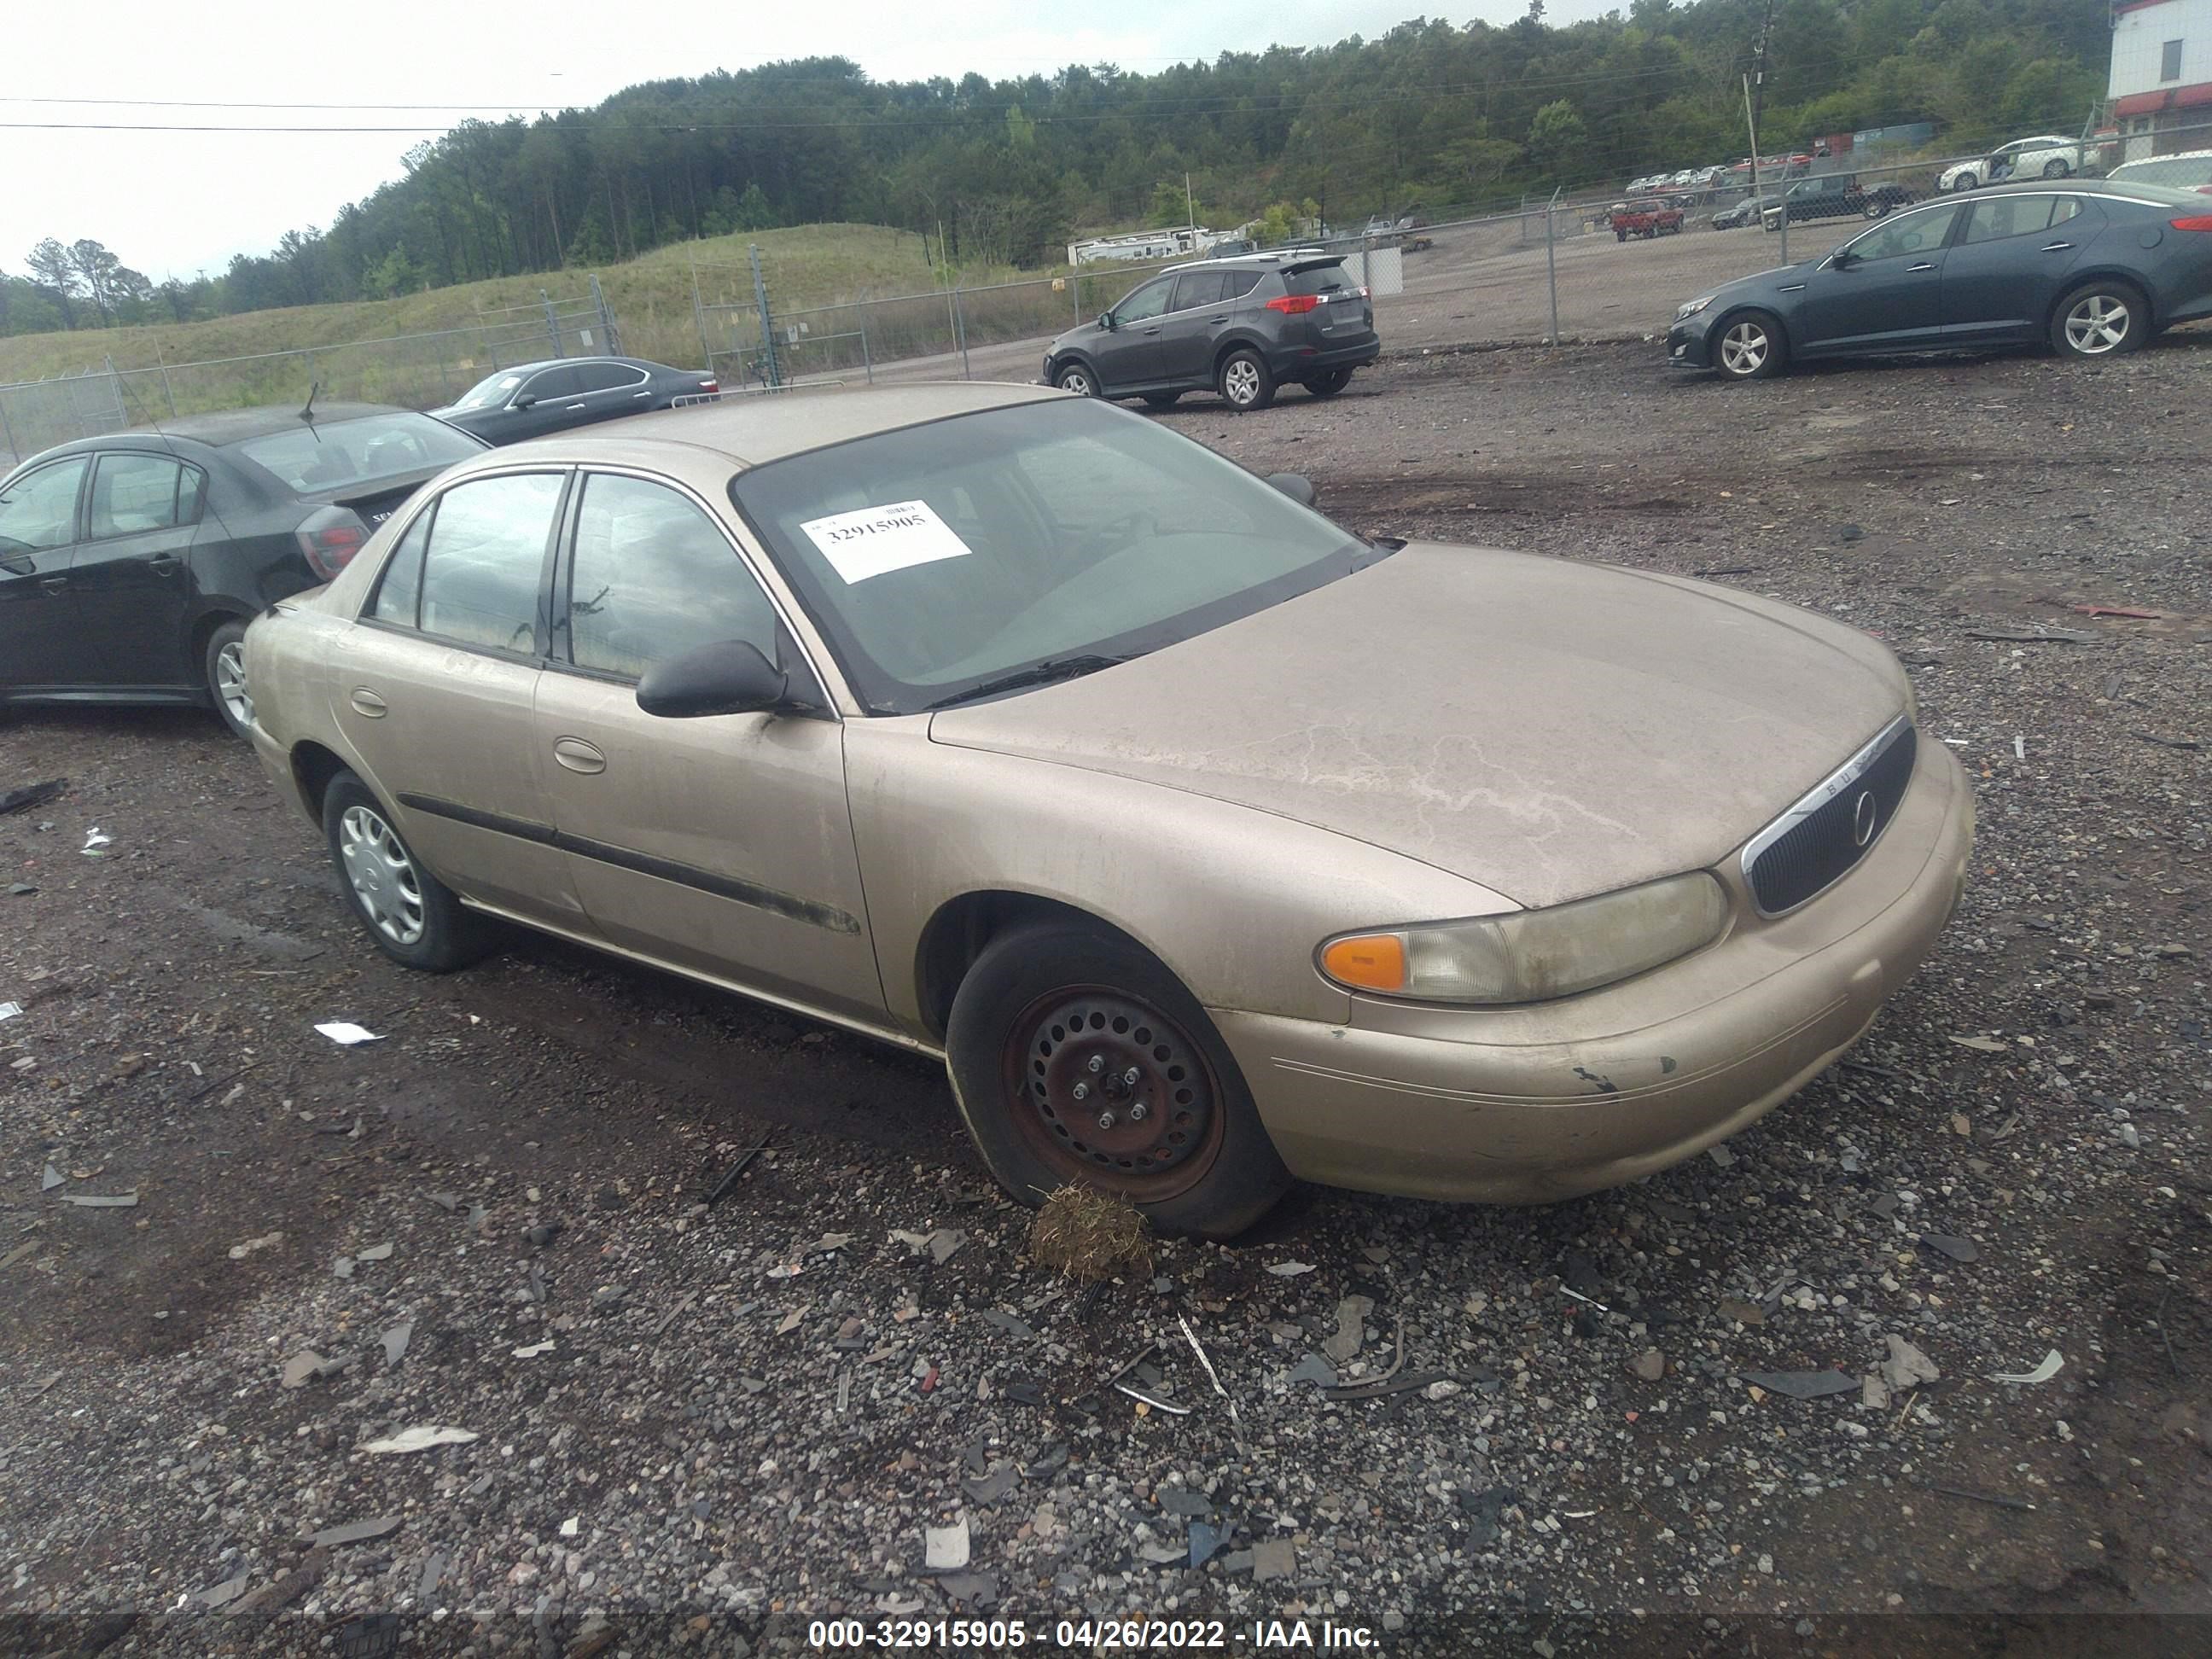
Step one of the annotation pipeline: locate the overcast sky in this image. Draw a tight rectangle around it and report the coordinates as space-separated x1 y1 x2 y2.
3 1 1608 282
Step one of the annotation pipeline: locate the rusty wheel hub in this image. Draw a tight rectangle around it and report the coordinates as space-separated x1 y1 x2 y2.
1016 993 1213 1178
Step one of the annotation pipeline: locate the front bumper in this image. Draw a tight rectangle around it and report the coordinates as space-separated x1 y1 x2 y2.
1666 311 1720 368
1210 736 1973 1204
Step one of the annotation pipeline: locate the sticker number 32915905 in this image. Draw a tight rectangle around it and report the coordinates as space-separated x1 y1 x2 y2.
799 498 975 585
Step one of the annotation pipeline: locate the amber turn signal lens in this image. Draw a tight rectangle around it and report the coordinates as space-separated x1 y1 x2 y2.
1321 933 1406 992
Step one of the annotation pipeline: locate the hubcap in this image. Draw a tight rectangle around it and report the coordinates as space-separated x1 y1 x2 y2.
1720 323 1769 375
215 641 253 730
1061 370 1092 395
1224 360 1260 405
338 805 426 946
2065 295 2130 354
1007 991 1218 1195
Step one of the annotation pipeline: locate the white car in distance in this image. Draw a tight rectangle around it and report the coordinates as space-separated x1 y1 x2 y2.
1939 135 2083 191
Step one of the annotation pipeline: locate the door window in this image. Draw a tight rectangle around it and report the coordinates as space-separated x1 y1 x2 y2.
370 509 434 627
521 365 585 402
565 474 777 678
573 361 648 393
87 453 198 538
0 457 89 551
1113 280 1173 324
1842 207 1959 262
1169 270 1231 311
1961 195 2062 244
415 472 565 654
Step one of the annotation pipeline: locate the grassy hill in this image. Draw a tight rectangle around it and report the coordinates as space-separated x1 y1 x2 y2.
0 224 1059 409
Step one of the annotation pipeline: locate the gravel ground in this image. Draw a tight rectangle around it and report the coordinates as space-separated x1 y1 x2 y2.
2 339 2207 1657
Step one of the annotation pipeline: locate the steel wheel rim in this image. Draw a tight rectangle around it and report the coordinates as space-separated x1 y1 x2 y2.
214 641 253 730
2065 295 2130 354
1224 359 1260 405
1060 370 1092 396
339 805 426 946
1003 987 1225 1202
1720 322 1769 375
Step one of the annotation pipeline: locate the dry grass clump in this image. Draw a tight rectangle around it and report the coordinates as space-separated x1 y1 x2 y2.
1027 1184 1153 1283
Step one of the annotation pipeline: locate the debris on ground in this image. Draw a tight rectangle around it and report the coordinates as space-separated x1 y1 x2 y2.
1323 1295 1374 1365
313 1022 381 1045
1715 1297 1766 1325
1266 1261 1316 1278
1027 1185 1151 1282
923 1512 971 1571
1742 1369 1858 1400
306 1515 402 1547
1285 1353 1338 1388
1 1004 22 1024
39 1162 62 1191
1881 1335 1941 1391
227 1231 283 1260
1990 1349 2064 1386
1917 1231 1980 1263
60 1191 137 1208
381 1321 413 1365
359 1425 477 1454
1948 1035 2009 1053
0 778 67 816
705 1135 772 1207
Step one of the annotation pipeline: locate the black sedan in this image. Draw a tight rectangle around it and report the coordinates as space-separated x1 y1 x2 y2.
1760 172 1916 229
434 355 719 445
0 403 483 736
1668 181 2212 381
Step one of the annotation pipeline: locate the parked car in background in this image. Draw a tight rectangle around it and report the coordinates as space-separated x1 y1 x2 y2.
0 403 483 736
2107 149 2212 194
1044 253 1378 411
1761 172 1917 228
1940 135 2082 191
240 383 1970 1237
1711 195 1771 229
434 356 718 445
1612 201 1685 240
1667 181 2212 381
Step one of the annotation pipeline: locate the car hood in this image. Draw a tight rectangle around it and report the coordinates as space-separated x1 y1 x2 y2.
928 545 1906 909
1689 262 1801 307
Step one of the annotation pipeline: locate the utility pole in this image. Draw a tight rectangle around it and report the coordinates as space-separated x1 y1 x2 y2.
1746 0 1785 262
1185 172 1196 243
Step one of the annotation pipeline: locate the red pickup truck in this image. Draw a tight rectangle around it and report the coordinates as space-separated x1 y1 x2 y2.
1610 201 1685 240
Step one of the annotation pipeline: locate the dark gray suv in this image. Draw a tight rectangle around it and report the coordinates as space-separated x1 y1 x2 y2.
1043 254 1380 411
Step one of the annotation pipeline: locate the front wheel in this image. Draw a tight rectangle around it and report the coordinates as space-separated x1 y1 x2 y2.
1053 363 1098 397
322 772 493 973
203 619 254 739
1218 348 1277 412
1305 368 1353 398
1861 196 1889 220
2052 279 2147 359
945 922 1292 1239
1714 310 1788 381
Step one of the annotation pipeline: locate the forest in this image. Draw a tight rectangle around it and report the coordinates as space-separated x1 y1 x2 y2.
0 0 2110 338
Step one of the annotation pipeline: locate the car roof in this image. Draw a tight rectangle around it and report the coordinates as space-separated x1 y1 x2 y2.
479 355 663 377
2112 148 2212 169
1961 178 2203 206
485 381 1064 472
52 401 418 449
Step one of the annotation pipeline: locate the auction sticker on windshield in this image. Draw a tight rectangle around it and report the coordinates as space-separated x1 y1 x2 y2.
800 499 973 585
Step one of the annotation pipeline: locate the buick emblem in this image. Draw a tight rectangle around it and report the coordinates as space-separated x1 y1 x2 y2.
1851 791 1878 847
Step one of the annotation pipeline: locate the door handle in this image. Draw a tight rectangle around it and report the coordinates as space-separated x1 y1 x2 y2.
564 401 587 410
1208 313 1229 323
2040 242 2075 251
348 688 388 718
148 555 180 573
551 736 606 775
40 575 68 595
632 390 651 399
1906 262 1936 272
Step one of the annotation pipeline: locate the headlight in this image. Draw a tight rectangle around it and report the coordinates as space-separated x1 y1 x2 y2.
1676 295 1714 320
1318 872 1729 1004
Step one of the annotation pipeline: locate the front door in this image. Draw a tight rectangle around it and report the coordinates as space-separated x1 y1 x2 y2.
1941 195 2094 344
1097 277 1175 390
1789 203 1962 355
0 456 90 690
533 470 884 1022
70 451 203 687
334 468 585 927
504 365 587 441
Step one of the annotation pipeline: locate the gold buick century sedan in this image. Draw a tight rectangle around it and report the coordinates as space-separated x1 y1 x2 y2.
243 383 1973 1236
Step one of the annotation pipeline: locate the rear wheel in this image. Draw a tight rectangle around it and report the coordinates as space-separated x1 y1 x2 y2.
945 922 1291 1239
1305 368 1353 398
1714 310 1788 381
322 772 493 973
2052 279 2147 359
1861 196 1889 219
203 619 253 740
1218 348 1277 412
2041 159 2071 179
1053 363 1098 397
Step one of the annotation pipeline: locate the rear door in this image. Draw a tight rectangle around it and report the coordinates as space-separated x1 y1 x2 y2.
69 451 205 687
531 469 884 1021
568 360 655 427
1788 203 1962 355
335 469 585 926
0 456 89 690
1154 269 1236 385
1941 195 2094 344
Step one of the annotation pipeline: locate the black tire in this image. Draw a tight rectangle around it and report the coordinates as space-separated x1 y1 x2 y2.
1712 309 1789 381
321 771 493 973
1141 391 1181 409
2041 159 2070 179
2051 278 2149 359
1053 362 1099 397
1615 228 1627 242
1951 174 1976 193
945 921 1291 1239
203 618 254 740
1305 368 1353 398
1217 347 1276 412
1861 196 1888 219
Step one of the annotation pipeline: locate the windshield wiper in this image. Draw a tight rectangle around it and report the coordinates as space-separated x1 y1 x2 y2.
924 654 1129 711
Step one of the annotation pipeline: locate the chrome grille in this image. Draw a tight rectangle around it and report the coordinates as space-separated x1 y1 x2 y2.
1742 717 1917 916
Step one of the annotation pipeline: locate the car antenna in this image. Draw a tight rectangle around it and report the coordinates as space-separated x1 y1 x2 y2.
300 381 321 424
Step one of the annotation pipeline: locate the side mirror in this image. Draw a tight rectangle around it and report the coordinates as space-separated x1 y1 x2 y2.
512 394 538 410
1266 472 1318 508
1830 247 1859 270
636 638 788 719
1097 312 1115 331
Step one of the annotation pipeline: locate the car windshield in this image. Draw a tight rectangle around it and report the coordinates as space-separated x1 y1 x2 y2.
451 371 526 411
231 413 481 493
730 399 1371 714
